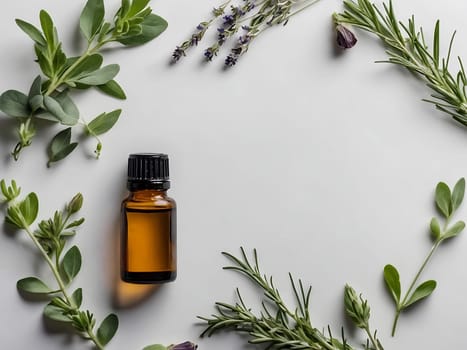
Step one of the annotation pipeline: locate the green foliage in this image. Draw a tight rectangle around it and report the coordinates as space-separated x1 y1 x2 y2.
0 0 167 165
143 346 167 350
383 178 465 336
0 180 117 349
334 0 467 129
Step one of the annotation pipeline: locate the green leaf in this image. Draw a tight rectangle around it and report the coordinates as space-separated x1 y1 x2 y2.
15 19 46 46
65 217 85 229
127 0 151 17
28 76 42 99
430 217 441 240
66 53 103 80
61 246 82 283
97 80 126 99
44 303 71 322
17 277 53 294
47 128 78 166
435 182 452 218
383 264 401 305
86 109 121 136
97 314 119 346
19 192 39 226
451 178 465 212
39 10 54 43
71 288 83 308
0 90 30 118
43 96 78 126
80 0 105 42
53 90 80 120
403 280 437 308
443 220 465 240
117 14 168 45
29 95 44 112
76 64 120 85
142 345 167 350
5 206 24 229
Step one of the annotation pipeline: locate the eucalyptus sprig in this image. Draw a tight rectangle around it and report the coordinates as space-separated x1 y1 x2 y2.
0 0 167 165
199 247 383 350
172 0 321 67
333 0 467 129
383 178 465 336
0 179 118 349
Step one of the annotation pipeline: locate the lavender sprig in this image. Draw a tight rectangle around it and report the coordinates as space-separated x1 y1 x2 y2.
172 0 232 62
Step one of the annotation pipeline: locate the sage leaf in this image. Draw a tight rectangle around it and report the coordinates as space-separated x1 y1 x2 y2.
17 277 53 294
66 54 103 81
15 19 46 46
430 217 441 240
61 245 82 283
86 109 121 136
117 14 168 45
403 280 437 308
97 80 126 100
142 345 167 350
451 178 465 212
43 96 78 126
0 90 30 118
443 220 465 240
383 264 401 305
53 90 79 120
29 95 44 112
75 64 120 86
28 76 42 99
127 0 151 17
48 128 78 166
80 0 105 42
71 288 83 308
19 192 39 226
435 182 452 218
39 10 54 44
44 303 71 322
96 313 119 346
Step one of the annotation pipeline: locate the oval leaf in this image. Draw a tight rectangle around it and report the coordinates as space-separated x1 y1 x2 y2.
39 10 54 43
43 96 78 126
404 280 437 308
15 19 46 46
443 220 466 239
97 314 119 346
61 245 82 283
71 288 83 308
87 109 121 136
435 182 452 218
19 192 39 226
66 53 103 81
48 128 78 166
0 90 30 118
117 14 168 46
80 0 105 42
383 264 401 304
44 303 71 322
76 64 120 86
17 277 52 294
430 217 441 240
452 178 465 212
97 80 126 100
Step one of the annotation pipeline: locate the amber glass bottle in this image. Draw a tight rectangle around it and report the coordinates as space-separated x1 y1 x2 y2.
121 153 177 284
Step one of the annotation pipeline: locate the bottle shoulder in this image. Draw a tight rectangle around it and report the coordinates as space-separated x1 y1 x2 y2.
122 190 176 210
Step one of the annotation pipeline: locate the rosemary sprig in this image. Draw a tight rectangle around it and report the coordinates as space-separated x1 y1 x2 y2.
333 0 467 128
0 179 118 349
199 248 383 350
383 178 465 336
173 0 322 66
0 0 167 165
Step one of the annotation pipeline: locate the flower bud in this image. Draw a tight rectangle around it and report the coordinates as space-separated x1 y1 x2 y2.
67 193 83 214
167 341 198 350
344 284 370 329
335 24 357 49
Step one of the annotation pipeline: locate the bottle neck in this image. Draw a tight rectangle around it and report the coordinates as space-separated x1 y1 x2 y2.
127 180 170 192
128 188 168 201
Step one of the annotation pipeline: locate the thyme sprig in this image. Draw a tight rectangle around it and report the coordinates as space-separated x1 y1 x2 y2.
333 0 467 128
199 248 383 350
0 179 117 349
173 0 321 67
383 178 465 336
0 0 167 165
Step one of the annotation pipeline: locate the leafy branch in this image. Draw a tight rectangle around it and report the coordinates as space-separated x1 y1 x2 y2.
383 178 465 336
333 0 467 129
0 179 118 349
199 247 383 350
0 0 167 165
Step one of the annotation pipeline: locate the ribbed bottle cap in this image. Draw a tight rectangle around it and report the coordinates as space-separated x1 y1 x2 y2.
127 153 170 190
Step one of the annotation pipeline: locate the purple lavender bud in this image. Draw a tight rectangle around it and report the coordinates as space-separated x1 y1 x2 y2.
335 24 357 49
196 23 205 31
190 33 200 46
204 48 215 61
168 341 198 350
225 54 238 66
238 35 250 44
223 14 235 26
172 47 185 62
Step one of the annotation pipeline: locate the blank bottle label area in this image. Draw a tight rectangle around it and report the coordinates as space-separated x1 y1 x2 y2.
124 209 175 272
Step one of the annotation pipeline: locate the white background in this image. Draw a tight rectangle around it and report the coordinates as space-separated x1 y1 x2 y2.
1 0 467 349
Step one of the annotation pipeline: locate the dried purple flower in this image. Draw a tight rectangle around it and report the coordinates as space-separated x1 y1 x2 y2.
204 48 216 61
172 47 186 62
196 23 205 31
238 35 250 44
335 24 357 49
167 341 198 350
225 54 238 66
223 14 235 26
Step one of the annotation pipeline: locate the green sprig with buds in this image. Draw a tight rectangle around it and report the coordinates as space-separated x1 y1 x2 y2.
0 0 167 165
0 179 118 349
384 178 465 336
